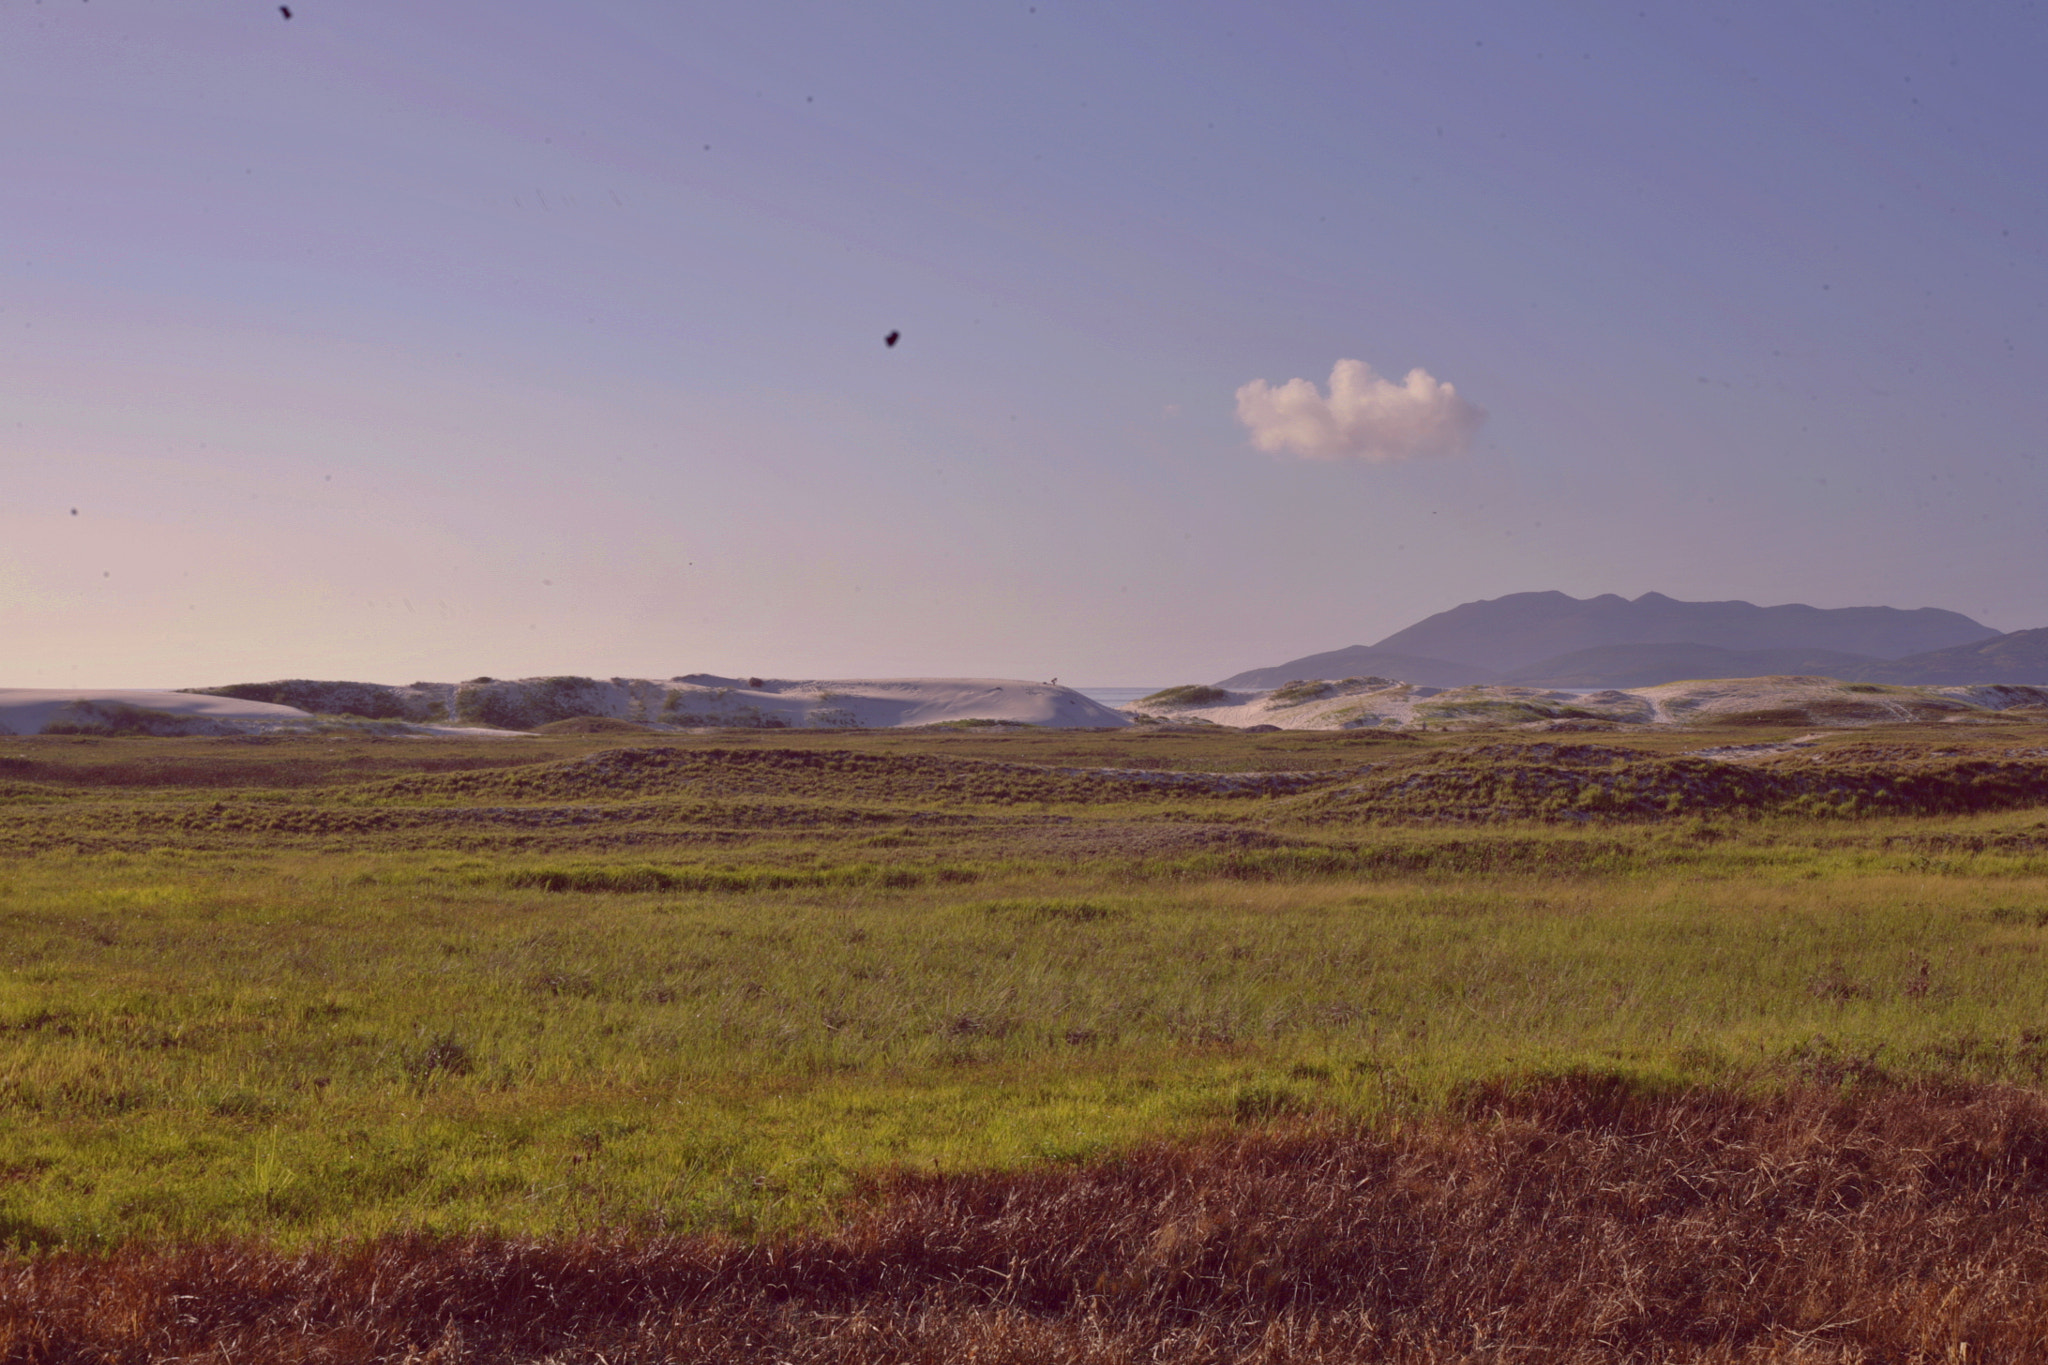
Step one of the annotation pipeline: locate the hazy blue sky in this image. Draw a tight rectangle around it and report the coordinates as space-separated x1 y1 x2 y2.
6 1 2045 687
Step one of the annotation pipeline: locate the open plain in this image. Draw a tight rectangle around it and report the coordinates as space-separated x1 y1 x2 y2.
6 717 2048 1361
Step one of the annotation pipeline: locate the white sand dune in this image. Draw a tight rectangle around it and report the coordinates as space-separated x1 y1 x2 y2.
654 677 1127 729
1126 676 2048 731
0 688 524 738
0 689 321 737
374 676 1127 730
0 678 1129 736
23 673 2030 737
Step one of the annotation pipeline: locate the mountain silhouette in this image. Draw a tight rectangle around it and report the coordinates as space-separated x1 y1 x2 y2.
1369 591 1997 673
1860 627 2048 686
1219 592 2029 690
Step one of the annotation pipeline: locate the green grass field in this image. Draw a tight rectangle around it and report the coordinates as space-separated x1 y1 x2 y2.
4 722 2046 1257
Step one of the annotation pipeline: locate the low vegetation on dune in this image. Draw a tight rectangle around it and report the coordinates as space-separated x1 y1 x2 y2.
186 680 440 723
2 719 2046 1358
1149 673 2048 732
147 674 1130 734
532 716 659 735
456 676 620 731
1137 684 1232 708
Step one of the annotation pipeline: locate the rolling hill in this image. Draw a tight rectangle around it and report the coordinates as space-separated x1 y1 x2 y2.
1862 627 2048 686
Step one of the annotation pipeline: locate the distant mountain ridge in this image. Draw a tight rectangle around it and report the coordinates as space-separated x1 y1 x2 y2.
1496 643 1890 690
1373 591 1997 672
1218 592 2039 690
1859 627 2048 686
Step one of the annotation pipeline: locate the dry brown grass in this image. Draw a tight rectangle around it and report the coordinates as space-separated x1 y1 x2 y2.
8 1074 2048 1362
1292 738 2048 824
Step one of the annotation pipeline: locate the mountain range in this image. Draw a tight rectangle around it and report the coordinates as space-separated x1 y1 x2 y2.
1217 592 2047 690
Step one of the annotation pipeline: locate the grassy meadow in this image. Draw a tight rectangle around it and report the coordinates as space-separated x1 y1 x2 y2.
6 720 2048 1359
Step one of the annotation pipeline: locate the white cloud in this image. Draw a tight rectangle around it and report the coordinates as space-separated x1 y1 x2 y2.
1235 358 1484 462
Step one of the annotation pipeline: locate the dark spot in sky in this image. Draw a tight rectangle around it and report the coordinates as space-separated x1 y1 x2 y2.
70 508 77 516
885 331 900 348
279 4 291 16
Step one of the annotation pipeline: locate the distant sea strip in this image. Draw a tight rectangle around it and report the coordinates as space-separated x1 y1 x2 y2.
1075 687 1161 709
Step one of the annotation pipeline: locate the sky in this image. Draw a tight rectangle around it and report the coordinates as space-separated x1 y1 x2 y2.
4 0 2045 688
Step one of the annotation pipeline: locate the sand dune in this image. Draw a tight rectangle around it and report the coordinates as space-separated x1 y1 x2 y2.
1126 676 2048 731
0 678 1129 736
651 677 1128 729
11 673 2037 738
0 689 327 737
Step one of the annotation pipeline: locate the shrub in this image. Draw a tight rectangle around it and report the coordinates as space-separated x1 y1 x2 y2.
1267 680 1332 705
503 862 981 895
406 1034 474 1081
43 703 211 737
457 677 611 731
534 717 654 735
186 680 430 721
1138 685 1230 708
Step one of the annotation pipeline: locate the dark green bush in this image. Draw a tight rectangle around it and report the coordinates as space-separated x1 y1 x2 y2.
1138 685 1230 708
186 680 419 721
